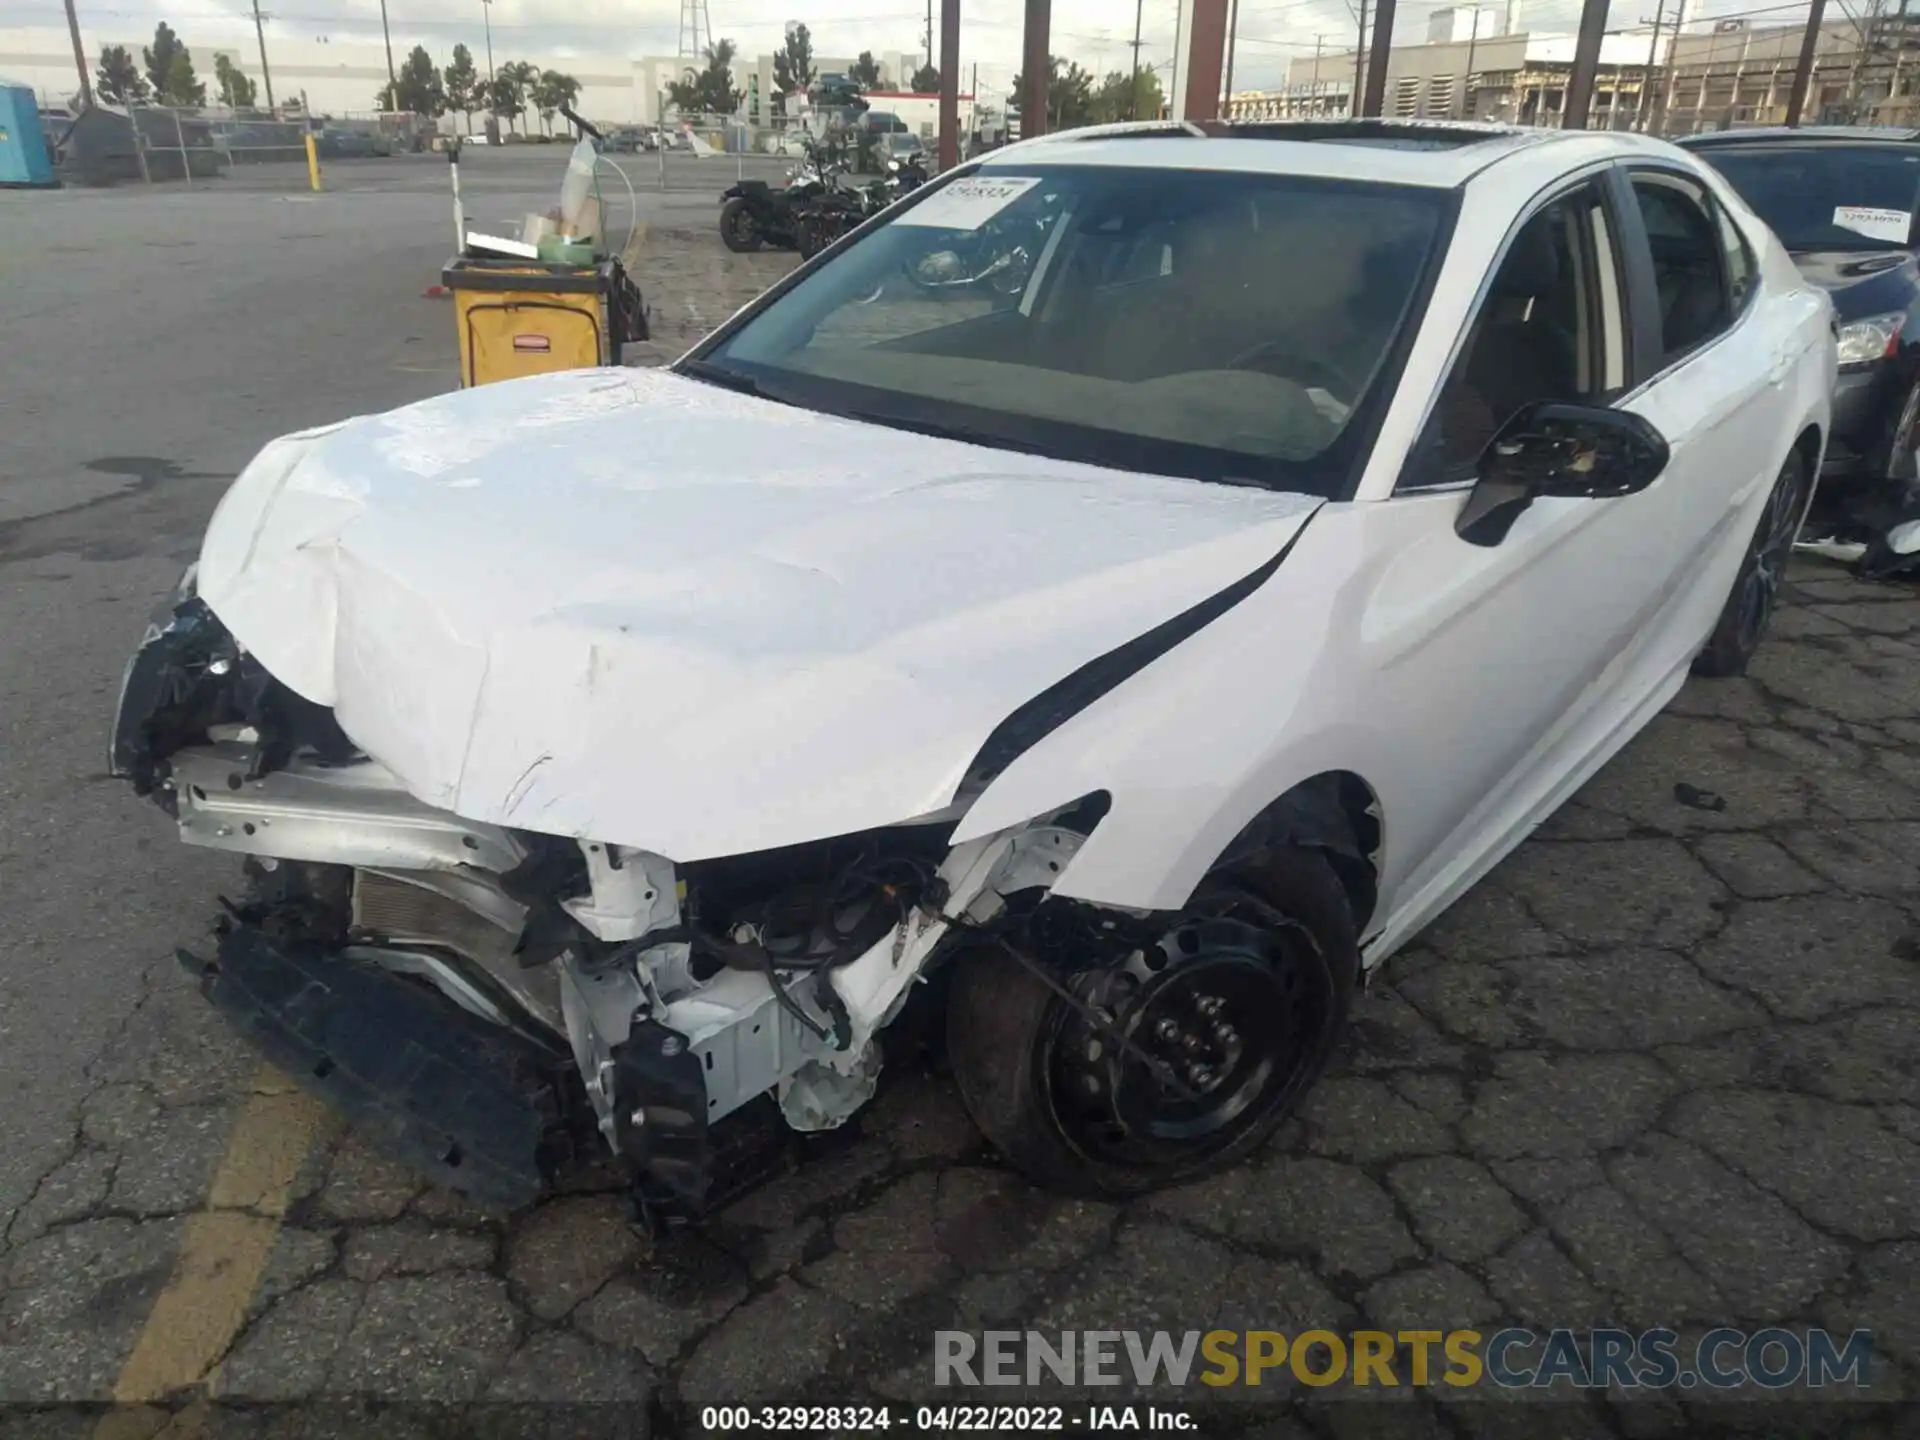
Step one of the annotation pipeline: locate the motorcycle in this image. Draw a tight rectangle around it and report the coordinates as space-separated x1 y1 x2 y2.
792 155 930 260
718 140 833 253
901 200 1046 296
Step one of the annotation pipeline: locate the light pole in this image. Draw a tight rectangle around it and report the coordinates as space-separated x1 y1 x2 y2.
482 0 495 81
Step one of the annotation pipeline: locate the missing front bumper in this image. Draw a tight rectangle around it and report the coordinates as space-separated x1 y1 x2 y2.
184 923 576 1210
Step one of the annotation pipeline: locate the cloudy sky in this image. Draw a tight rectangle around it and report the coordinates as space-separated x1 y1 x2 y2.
7 0 1810 99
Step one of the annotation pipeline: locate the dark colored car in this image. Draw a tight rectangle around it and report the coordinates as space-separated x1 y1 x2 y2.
1681 127 1920 518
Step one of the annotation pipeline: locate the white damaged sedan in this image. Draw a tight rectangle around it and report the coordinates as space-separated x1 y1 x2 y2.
113 120 1833 1218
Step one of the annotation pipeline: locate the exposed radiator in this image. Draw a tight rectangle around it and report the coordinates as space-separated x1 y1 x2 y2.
352 869 524 971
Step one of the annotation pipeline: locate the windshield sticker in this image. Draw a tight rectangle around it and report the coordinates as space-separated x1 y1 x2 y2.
1834 205 1912 244
896 176 1042 230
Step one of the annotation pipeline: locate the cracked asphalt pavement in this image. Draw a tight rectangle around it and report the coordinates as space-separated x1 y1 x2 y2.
4 158 1920 1439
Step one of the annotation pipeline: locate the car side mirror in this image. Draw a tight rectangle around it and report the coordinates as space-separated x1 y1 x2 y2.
1455 401 1671 547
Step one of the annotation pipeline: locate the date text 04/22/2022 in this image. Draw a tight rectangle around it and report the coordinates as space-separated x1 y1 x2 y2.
699 1405 1194 1432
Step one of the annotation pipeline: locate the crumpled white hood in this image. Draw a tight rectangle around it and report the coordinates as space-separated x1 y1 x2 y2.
197 368 1320 860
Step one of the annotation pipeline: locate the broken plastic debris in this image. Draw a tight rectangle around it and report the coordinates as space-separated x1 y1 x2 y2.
1673 782 1727 813
1797 535 1870 564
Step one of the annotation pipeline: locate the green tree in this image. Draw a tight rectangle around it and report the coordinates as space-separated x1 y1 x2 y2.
1090 64 1162 123
163 48 206 106
665 39 742 117
380 45 447 116
213 53 256 108
1009 55 1094 131
142 22 182 97
909 62 940 93
773 23 815 96
531 69 580 133
849 50 882 88
444 44 479 132
96 44 149 103
489 60 537 132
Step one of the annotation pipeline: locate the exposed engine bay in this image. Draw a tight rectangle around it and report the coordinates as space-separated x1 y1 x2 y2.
112 584 1185 1220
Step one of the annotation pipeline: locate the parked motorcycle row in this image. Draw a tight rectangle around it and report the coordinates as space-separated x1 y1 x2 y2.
718 139 929 258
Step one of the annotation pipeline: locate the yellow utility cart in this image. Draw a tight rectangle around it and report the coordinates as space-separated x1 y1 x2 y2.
442 255 647 388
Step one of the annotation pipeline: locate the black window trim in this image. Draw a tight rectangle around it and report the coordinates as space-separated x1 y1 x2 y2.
1393 161 1633 496
1612 160 1759 392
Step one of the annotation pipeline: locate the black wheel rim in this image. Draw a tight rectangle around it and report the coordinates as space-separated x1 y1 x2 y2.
1038 893 1336 1172
726 208 756 245
1736 460 1809 653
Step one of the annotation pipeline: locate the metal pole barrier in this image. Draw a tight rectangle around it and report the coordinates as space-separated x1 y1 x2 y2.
448 136 465 248
176 108 192 186
133 105 152 183
304 129 321 190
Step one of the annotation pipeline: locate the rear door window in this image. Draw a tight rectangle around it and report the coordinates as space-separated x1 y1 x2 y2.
1630 173 1733 363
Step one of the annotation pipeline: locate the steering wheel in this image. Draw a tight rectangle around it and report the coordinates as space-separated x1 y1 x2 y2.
1224 337 1364 397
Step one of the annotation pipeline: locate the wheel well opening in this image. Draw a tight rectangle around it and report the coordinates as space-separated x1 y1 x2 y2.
1794 423 1823 473
1212 771 1382 934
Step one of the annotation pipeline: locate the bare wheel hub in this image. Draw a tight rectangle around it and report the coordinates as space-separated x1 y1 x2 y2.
1040 896 1336 1170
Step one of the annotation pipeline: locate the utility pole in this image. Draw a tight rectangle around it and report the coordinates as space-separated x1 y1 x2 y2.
1892 0 1913 120
1129 0 1146 117
63 0 93 108
1660 0 1684 127
1352 0 1369 114
1561 0 1611 129
1223 0 1241 112
251 0 276 108
1021 0 1050 136
938 0 958 165
1361 0 1394 115
482 0 496 80
1846 0 1882 120
379 0 396 103
1459 5 1482 117
1786 0 1829 123
1313 33 1324 113
925 0 934 70
1635 0 1663 129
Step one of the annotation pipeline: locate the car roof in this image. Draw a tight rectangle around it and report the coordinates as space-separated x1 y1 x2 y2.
977 119 1685 189
1679 125 1920 147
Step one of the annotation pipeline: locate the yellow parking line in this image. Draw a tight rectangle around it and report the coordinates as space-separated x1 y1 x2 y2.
96 1068 327 1429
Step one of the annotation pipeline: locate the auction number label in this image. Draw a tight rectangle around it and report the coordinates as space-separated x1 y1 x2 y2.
702 1406 894 1431
895 177 1043 230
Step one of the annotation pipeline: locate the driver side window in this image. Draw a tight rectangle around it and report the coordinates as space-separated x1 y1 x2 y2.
1404 180 1628 489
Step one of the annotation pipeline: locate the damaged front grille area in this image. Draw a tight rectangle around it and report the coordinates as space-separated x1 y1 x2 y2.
115 584 1120 1225
110 593 360 805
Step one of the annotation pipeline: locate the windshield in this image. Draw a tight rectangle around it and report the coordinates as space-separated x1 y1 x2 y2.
688 164 1450 494
1701 144 1920 251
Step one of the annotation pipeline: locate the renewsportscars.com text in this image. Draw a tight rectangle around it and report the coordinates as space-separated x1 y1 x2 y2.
933 1328 1874 1391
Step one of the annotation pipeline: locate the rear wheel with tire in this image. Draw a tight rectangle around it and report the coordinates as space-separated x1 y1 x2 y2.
1693 448 1812 678
946 848 1357 1198
719 197 762 253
